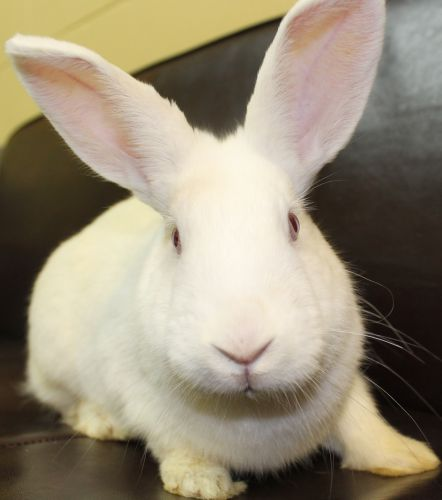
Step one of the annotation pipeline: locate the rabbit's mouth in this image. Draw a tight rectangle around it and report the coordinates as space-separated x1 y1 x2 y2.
224 370 327 413
236 367 255 395
230 366 288 397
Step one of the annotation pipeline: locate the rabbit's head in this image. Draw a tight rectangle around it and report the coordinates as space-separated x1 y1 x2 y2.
6 0 385 396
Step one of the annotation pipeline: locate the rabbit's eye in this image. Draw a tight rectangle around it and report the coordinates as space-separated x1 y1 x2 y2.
288 212 300 241
172 227 181 254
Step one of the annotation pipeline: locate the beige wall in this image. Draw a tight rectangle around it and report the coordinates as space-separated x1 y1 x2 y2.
1 0 294 145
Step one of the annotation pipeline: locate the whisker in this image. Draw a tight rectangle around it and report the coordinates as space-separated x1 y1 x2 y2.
65 438 95 480
348 270 396 319
359 297 413 355
365 335 420 357
364 355 440 419
337 305 441 362
52 430 81 460
328 447 334 500
365 375 430 445
118 438 131 472
136 443 149 485
331 327 426 364
363 331 429 353
309 178 345 194
359 298 440 362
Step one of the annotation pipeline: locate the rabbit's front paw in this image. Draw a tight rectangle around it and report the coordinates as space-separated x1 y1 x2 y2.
65 400 128 441
160 450 246 499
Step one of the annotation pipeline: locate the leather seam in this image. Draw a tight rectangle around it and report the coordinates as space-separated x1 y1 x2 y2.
0 434 83 449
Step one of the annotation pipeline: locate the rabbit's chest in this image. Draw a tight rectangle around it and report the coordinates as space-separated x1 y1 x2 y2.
153 389 341 471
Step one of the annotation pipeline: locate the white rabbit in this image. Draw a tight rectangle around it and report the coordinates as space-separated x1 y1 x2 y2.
5 0 439 498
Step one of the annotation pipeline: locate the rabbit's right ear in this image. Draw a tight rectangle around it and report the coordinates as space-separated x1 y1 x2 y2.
244 0 385 195
5 35 194 214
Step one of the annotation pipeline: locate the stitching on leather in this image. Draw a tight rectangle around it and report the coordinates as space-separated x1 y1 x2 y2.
0 434 84 449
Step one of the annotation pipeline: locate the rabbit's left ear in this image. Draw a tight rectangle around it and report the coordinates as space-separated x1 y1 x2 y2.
5 35 194 214
244 0 385 195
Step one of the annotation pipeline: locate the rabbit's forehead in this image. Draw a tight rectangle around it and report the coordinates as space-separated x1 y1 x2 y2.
173 166 290 228
172 136 297 217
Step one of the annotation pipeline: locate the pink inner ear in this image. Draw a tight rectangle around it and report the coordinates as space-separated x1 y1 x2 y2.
276 0 382 172
9 39 195 210
290 8 349 140
16 56 134 162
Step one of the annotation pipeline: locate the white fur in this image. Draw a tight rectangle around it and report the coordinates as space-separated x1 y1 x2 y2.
25 140 361 472
5 34 193 213
245 0 386 194
6 1 439 498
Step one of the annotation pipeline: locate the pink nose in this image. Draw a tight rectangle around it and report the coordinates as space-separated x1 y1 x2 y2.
214 339 273 365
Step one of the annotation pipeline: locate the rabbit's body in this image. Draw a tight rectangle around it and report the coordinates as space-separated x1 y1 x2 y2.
7 0 440 498
27 197 163 428
28 140 362 472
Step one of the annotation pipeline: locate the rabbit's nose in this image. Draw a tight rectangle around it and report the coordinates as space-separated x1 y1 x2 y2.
214 339 273 365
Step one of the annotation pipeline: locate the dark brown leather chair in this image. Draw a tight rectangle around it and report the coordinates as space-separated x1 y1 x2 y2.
1 0 441 498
